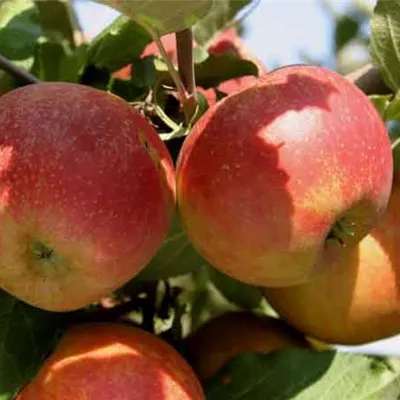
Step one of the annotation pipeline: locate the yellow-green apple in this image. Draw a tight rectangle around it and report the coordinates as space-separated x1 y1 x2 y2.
176 65 393 287
16 323 205 400
264 182 400 345
184 311 309 381
0 82 175 311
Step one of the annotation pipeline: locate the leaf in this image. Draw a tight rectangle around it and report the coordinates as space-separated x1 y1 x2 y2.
35 0 82 48
193 0 252 45
31 39 87 82
155 52 258 89
0 71 18 96
370 0 400 92
208 267 263 310
205 349 400 400
82 15 152 72
335 15 359 52
136 213 207 280
131 56 157 87
369 93 393 119
95 0 212 35
385 91 400 120
107 78 148 102
0 0 41 70
194 52 258 88
0 290 67 399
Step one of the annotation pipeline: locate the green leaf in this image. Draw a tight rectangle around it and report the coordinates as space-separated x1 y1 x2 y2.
205 350 400 400
107 78 148 102
155 52 258 89
136 213 207 280
0 71 18 96
82 15 152 72
35 0 81 48
194 0 252 45
335 15 359 52
0 0 41 70
0 290 67 400
207 267 263 310
31 39 87 82
195 52 258 88
385 92 400 120
369 93 393 119
370 0 400 92
95 0 212 36
131 56 157 87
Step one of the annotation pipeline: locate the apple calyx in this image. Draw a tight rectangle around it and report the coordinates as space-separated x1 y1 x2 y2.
30 241 60 265
325 217 356 246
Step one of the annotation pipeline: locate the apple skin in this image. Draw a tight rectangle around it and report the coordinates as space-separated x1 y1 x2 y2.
264 182 400 345
176 65 393 287
0 82 175 311
184 311 309 382
16 323 205 400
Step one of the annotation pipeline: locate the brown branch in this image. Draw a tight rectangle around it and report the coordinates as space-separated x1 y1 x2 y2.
345 63 391 95
0 54 40 85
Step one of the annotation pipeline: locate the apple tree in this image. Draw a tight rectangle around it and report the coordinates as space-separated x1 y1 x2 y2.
1 0 400 398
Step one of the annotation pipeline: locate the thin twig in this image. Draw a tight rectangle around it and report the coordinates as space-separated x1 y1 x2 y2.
176 28 197 101
0 54 40 85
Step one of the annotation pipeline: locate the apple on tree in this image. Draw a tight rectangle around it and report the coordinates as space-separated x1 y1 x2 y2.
0 81 175 312
264 179 400 345
16 323 205 400
176 64 393 288
184 311 309 382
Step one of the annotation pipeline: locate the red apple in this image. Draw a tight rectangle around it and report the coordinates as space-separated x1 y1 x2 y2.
176 65 393 287
16 323 205 400
0 82 175 311
185 311 309 381
264 182 400 345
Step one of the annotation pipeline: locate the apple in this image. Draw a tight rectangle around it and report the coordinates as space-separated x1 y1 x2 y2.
0 82 175 312
16 323 205 400
184 311 309 382
264 181 400 345
176 65 393 287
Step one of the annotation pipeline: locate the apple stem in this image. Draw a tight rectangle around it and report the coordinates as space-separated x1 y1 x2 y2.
0 54 40 85
152 33 189 103
176 28 197 102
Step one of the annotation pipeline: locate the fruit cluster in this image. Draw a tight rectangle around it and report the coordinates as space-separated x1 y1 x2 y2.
0 27 396 399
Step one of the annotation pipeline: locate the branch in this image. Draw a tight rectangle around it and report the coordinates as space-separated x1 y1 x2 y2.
0 54 40 85
345 63 391 95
